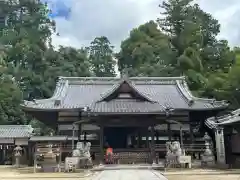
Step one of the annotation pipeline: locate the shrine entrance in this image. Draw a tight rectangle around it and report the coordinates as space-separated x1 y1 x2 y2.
104 127 135 149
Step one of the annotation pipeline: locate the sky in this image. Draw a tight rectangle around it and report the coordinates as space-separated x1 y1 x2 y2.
42 0 240 51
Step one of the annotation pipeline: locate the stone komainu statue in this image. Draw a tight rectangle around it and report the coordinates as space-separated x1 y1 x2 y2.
73 142 91 158
165 141 182 167
68 141 92 169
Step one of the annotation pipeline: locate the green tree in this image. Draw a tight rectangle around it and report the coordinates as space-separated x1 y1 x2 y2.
0 0 55 100
0 58 25 124
117 21 176 76
158 0 233 75
43 46 92 95
221 47 240 108
118 0 234 98
0 0 52 126
89 36 116 77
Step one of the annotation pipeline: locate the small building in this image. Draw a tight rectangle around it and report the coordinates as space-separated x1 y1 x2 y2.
206 109 240 167
0 125 33 165
21 76 228 164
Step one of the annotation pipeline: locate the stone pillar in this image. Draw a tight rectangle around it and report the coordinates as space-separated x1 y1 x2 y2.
215 128 226 165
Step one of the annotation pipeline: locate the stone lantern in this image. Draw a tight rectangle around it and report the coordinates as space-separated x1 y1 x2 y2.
203 132 212 144
201 132 215 166
14 146 23 168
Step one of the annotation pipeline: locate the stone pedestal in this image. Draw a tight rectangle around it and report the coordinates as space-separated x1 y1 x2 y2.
201 133 215 167
201 154 215 166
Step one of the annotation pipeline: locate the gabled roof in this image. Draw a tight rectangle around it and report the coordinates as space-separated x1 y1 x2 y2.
205 109 240 129
97 79 154 102
0 125 33 138
21 76 228 114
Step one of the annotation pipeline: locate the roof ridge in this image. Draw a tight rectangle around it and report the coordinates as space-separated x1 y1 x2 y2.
58 76 186 81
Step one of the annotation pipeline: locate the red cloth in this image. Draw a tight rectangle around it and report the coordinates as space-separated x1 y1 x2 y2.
105 148 113 164
106 148 113 154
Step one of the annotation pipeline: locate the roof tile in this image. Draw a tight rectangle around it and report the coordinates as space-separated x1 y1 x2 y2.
21 76 228 112
0 125 33 138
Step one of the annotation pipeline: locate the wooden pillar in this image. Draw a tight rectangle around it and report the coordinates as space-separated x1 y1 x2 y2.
137 131 140 148
167 123 171 141
146 129 149 148
3 147 5 164
180 127 183 149
189 123 194 143
78 123 82 141
28 144 32 166
78 112 82 141
72 125 75 150
150 126 156 164
99 124 104 165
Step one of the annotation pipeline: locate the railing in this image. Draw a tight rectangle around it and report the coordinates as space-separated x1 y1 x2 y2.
94 151 151 164
35 144 61 154
61 144 101 153
42 143 209 154
155 143 208 152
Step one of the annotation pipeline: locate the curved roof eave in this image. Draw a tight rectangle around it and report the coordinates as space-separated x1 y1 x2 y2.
21 106 84 112
177 105 229 111
205 108 240 129
20 77 71 112
20 103 84 112
176 78 228 109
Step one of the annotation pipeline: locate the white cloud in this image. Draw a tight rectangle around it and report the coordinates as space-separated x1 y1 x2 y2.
51 0 160 50
51 0 240 49
198 0 240 47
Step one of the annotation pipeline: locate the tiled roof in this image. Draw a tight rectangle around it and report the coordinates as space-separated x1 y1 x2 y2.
21 76 228 113
0 125 33 138
91 99 164 113
205 109 240 129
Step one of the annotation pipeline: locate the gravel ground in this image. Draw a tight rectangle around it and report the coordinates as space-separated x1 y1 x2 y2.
166 174 240 180
1 173 239 180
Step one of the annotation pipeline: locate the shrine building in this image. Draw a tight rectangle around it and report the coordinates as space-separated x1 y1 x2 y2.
21 76 228 164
